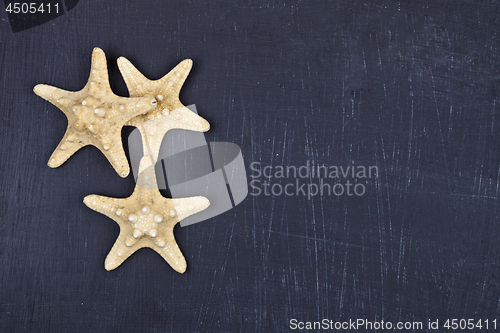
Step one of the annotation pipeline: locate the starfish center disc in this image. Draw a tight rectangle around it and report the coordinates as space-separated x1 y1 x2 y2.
128 205 163 238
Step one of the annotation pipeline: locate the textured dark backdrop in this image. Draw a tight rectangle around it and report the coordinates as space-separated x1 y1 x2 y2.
1 1 500 332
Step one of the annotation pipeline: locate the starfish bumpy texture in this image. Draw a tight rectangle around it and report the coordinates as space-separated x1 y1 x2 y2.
34 47 158 177
84 156 210 272
117 57 210 163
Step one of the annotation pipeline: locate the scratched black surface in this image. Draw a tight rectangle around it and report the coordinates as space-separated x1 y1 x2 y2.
1 1 500 332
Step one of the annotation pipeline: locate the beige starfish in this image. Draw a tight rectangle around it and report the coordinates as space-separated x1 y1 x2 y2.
83 156 210 272
33 47 158 178
117 57 210 163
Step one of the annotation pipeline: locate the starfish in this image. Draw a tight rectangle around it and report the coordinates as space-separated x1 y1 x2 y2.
33 47 158 178
117 56 210 163
83 156 210 272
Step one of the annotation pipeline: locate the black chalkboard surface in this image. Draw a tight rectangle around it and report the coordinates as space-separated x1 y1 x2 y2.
1 1 500 332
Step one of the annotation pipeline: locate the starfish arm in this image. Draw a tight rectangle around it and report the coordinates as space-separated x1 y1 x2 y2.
135 155 159 189
168 105 210 132
83 194 127 219
151 196 209 273
141 117 176 164
157 59 193 98
84 194 142 271
47 129 89 167
135 125 156 165
107 95 158 121
140 106 210 164
117 57 153 97
152 228 187 273
86 47 112 96
169 196 210 221
33 84 80 115
104 231 144 271
99 132 132 178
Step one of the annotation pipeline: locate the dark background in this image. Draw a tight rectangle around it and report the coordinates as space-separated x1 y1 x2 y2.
1 0 500 332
